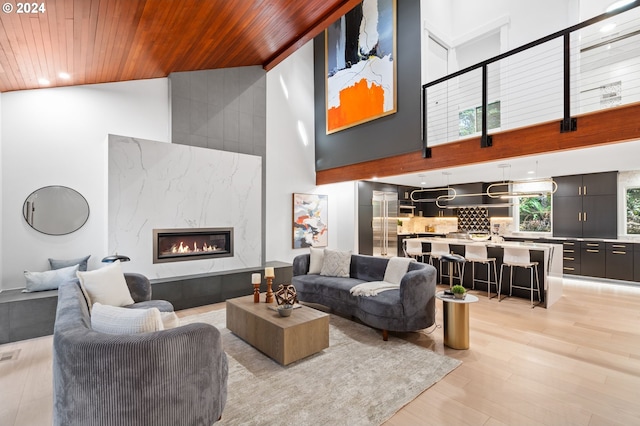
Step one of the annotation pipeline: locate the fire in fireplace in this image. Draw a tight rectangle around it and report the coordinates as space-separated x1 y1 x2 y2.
153 228 233 263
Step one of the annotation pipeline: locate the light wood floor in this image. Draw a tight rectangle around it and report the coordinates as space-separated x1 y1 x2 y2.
1 277 639 425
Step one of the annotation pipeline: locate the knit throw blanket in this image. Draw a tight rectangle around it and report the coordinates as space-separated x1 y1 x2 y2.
350 257 415 297
350 281 399 297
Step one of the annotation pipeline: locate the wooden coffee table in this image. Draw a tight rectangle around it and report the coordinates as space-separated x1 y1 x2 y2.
226 295 329 365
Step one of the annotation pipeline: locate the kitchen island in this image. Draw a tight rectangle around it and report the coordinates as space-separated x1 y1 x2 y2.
413 237 563 308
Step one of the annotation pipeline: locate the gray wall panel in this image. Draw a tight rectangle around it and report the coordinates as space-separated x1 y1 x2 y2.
314 0 422 171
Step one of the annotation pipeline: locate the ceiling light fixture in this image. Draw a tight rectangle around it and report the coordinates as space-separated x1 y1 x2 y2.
606 0 634 12
59 72 70 79
38 78 50 85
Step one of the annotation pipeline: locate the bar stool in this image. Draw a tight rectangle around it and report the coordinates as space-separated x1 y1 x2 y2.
428 242 464 286
440 253 466 289
498 246 541 308
464 243 498 298
403 239 428 262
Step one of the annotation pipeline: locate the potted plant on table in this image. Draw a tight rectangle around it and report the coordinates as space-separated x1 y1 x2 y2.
451 285 466 300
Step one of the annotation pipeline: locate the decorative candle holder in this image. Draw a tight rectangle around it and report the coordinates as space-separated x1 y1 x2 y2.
253 283 260 303
251 273 261 303
265 277 274 303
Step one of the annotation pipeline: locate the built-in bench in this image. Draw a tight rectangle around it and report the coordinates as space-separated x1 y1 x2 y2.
0 262 292 344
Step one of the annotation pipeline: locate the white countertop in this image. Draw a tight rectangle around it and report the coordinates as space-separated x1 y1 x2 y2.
413 237 561 250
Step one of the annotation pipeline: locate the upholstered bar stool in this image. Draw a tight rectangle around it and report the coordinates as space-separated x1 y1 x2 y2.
464 243 498 298
429 242 465 285
404 239 428 262
440 253 466 289
498 246 541 308
427 241 449 283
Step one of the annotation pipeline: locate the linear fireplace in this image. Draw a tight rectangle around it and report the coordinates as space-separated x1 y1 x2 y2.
153 228 233 264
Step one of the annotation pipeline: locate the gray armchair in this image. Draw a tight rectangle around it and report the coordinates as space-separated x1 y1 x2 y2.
123 272 174 312
53 280 228 426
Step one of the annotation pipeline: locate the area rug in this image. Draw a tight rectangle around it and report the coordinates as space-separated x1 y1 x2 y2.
182 309 460 426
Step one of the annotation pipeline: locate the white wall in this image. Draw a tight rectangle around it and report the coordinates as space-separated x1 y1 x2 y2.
1 79 170 290
265 41 357 263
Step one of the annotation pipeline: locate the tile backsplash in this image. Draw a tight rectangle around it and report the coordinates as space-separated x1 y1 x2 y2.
457 207 490 231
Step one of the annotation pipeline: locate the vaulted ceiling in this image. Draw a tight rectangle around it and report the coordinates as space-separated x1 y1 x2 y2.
0 0 361 93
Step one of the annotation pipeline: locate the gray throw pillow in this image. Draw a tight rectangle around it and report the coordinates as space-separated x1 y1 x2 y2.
49 255 91 272
320 249 352 278
23 264 80 293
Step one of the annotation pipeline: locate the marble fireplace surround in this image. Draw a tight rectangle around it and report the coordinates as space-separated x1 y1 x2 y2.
108 134 262 279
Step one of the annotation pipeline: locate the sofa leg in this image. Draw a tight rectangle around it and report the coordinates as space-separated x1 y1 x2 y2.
382 329 388 341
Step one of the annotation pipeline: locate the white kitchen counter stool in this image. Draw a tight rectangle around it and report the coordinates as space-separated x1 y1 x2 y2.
404 239 428 262
464 243 498 298
498 246 541 308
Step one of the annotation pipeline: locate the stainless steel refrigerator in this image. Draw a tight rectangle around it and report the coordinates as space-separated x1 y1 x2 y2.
372 191 398 257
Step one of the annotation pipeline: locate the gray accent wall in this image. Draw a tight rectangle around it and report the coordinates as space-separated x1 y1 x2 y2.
170 66 267 156
313 0 422 171
169 66 267 263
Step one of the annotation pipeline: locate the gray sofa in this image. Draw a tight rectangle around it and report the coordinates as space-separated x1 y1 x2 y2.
292 253 437 340
53 279 228 426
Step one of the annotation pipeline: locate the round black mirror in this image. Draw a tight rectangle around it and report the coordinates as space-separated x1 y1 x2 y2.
23 186 90 235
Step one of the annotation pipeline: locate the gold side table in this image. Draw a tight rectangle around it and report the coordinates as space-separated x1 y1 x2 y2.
436 291 479 350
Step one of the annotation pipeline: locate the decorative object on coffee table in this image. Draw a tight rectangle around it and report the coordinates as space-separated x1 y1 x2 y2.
275 284 298 306
451 284 466 299
277 304 294 317
252 273 261 303
264 267 275 303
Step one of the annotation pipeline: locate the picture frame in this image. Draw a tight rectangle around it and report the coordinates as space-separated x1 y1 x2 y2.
292 193 328 248
325 0 397 134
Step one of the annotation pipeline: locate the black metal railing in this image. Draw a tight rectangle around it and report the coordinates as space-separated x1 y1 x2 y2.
422 1 640 158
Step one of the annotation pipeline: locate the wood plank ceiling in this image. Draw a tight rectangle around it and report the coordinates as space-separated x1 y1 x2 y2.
0 0 361 93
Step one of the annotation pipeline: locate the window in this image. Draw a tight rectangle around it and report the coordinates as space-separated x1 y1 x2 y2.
512 181 552 233
518 194 551 232
458 101 501 137
626 187 640 234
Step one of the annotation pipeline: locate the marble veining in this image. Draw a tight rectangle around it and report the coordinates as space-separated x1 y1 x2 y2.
108 134 261 279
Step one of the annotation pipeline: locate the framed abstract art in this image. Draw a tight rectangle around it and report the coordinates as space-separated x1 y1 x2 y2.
325 0 397 134
292 193 328 248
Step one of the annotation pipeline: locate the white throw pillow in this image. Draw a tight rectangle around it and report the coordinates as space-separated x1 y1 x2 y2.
23 264 79 293
320 249 352 278
77 260 135 309
383 257 416 285
91 303 164 335
308 247 325 274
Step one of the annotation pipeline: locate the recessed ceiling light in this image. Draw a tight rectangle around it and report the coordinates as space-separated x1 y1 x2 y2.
527 170 535 174
600 23 617 33
58 72 70 79
420 181 426 185
371 177 378 181
38 78 50 85
606 0 634 13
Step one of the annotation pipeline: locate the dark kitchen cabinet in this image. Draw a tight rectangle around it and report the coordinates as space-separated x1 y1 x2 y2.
561 240 581 275
606 242 634 281
553 172 617 239
580 241 606 278
581 195 617 238
422 188 455 217
635 245 640 282
449 183 483 206
553 197 583 238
